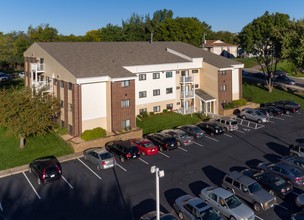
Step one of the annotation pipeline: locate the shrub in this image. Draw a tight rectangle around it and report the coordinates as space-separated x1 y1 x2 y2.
81 127 107 141
223 98 247 109
52 123 68 135
140 111 149 118
163 109 168 113
149 112 155 116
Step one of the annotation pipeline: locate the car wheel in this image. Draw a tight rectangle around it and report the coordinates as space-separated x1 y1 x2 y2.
141 151 146 156
289 152 294 156
210 132 215 137
269 190 275 196
230 217 237 220
242 115 246 120
178 212 184 219
97 165 101 170
159 146 164 152
120 157 125 162
227 188 234 194
257 119 262 124
253 203 262 212
28 166 32 173
37 178 41 185
286 110 291 115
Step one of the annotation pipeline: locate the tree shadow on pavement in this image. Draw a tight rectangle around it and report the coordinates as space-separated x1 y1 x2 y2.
263 153 282 163
132 198 168 220
245 158 264 169
229 165 248 173
202 166 226 187
188 180 210 197
164 188 188 208
266 142 289 156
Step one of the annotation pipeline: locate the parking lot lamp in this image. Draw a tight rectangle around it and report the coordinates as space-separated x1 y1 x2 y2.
150 166 165 220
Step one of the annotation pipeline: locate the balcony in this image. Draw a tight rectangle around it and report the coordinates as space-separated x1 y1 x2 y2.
32 81 51 93
180 90 194 99
178 107 195 115
31 63 45 73
180 76 193 83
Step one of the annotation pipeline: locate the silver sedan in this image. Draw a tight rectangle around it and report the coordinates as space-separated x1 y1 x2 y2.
83 147 116 170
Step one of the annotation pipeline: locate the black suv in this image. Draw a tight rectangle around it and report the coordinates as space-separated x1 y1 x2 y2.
260 101 300 115
29 156 62 185
146 133 178 152
196 122 224 136
105 140 140 162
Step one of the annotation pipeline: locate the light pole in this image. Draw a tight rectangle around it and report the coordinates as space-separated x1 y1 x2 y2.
150 166 165 220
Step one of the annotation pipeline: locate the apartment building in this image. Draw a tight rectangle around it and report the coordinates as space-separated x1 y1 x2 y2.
24 41 243 136
203 40 238 58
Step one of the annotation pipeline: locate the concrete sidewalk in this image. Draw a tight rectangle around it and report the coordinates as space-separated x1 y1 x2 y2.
0 152 83 178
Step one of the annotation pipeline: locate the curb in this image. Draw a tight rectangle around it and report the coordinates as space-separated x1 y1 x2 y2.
0 152 83 179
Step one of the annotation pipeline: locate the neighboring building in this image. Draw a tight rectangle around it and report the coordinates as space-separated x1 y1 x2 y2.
24 42 244 136
203 40 238 58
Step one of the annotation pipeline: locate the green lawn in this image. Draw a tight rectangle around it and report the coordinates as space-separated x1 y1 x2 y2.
243 83 304 106
136 112 202 135
0 128 73 170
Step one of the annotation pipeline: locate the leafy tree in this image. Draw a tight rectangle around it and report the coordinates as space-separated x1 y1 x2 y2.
83 30 101 42
0 33 15 68
97 24 124 41
122 13 148 41
209 31 238 44
57 34 84 42
280 19 304 73
238 11 290 92
145 9 173 35
0 87 60 148
28 24 59 43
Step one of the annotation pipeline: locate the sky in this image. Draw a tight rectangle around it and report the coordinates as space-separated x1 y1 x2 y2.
1 0 304 36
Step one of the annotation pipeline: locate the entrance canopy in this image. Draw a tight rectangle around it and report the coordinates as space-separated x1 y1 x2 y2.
195 89 216 102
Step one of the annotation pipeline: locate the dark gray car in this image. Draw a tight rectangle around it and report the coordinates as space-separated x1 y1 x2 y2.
161 129 194 146
222 171 277 212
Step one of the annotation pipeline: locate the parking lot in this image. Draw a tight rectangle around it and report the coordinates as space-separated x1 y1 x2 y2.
0 111 303 220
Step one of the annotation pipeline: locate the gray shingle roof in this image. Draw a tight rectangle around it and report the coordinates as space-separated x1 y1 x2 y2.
36 41 242 79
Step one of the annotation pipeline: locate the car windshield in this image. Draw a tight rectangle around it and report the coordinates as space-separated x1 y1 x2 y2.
192 127 201 133
200 207 221 220
225 195 242 209
99 152 113 160
231 121 237 125
143 142 155 148
256 111 263 116
46 165 58 173
128 147 139 153
180 133 189 139
248 182 262 193
273 176 285 186
289 167 302 176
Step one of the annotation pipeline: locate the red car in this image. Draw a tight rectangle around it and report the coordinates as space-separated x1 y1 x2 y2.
131 138 159 156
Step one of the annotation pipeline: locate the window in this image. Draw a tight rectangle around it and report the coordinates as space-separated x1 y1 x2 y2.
166 87 173 94
68 82 73 90
68 103 73 111
139 74 146 81
153 106 160 112
54 79 57 85
121 119 131 129
192 69 198 73
153 89 160 96
139 91 147 98
121 100 130 108
166 71 173 78
139 108 147 114
121 80 130 87
60 100 64 108
166 103 173 110
220 70 227 75
195 84 199 88
153 72 160 79
220 85 227 91
60 81 65 88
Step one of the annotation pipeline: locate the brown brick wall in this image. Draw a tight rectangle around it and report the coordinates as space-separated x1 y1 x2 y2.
239 69 243 99
111 80 135 131
72 84 82 136
218 70 232 109
64 82 69 128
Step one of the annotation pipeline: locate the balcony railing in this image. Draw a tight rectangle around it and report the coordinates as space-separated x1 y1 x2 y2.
180 76 193 83
178 107 195 115
180 90 194 98
32 81 50 92
31 63 45 72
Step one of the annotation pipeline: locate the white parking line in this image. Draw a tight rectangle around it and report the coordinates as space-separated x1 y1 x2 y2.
139 158 149 165
61 175 74 189
273 116 284 120
22 172 41 200
159 151 170 158
0 202 3 211
277 204 288 210
116 163 127 172
268 120 275 123
224 133 233 137
283 114 292 117
193 142 204 147
255 215 264 220
293 191 300 196
178 147 187 152
205 136 219 142
235 129 245 134
77 158 101 180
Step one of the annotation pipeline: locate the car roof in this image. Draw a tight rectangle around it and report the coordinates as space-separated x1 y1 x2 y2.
187 197 208 210
228 171 256 185
212 187 233 198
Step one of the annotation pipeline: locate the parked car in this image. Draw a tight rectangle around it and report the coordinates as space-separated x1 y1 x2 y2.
221 171 277 212
105 140 140 162
289 143 304 157
274 100 301 113
295 193 304 209
83 147 116 170
173 194 223 220
131 138 159 156
274 75 295 85
291 211 304 220
256 107 274 118
196 122 224 136
239 108 269 123
257 162 304 187
140 211 177 220
146 133 178 152
29 155 62 185
214 117 238 132
241 168 293 198
280 155 304 169
0 72 9 81
176 125 205 139
161 129 194 146
199 186 255 220
259 106 283 116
